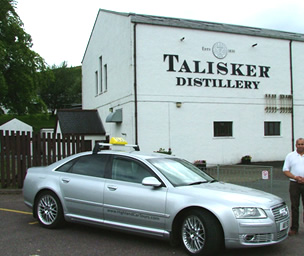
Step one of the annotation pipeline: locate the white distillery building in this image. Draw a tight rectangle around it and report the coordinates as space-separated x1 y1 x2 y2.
82 9 304 165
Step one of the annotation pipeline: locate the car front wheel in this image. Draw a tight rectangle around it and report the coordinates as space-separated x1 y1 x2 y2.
36 191 64 229
181 210 223 255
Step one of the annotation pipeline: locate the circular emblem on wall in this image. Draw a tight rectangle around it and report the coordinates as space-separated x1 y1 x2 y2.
212 42 228 59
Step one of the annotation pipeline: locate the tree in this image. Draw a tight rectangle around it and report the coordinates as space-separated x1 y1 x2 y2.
0 0 46 114
39 62 81 115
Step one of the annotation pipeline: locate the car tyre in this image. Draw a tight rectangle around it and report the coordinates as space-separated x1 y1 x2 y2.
180 209 223 255
36 191 65 229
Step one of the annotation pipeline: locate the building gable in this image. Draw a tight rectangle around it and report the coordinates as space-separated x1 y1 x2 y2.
0 118 33 134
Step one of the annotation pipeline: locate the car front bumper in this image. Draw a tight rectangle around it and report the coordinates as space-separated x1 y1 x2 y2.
225 203 289 248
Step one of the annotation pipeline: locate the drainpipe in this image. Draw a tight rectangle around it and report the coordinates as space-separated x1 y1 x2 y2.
133 24 138 145
289 40 295 150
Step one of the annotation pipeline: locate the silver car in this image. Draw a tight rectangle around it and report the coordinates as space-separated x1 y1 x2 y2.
23 145 289 255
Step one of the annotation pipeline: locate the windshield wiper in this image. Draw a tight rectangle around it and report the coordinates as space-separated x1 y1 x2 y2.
188 181 209 186
209 179 218 183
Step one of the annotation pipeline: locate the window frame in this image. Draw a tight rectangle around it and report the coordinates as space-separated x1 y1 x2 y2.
99 56 103 93
110 156 157 184
95 70 98 96
104 63 108 92
264 121 281 136
55 154 110 178
213 121 233 137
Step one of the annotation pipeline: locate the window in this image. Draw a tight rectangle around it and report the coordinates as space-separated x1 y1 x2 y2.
104 64 108 91
56 159 75 173
264 121 280 136
99 56 103 93
95 71 98 95
111 157 153 183
56 154 109 178
149 158 213 187
214 122 233 137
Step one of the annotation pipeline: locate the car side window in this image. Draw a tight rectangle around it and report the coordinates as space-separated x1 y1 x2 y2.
56 154 109 178
56 159 75 173
111 157 153 183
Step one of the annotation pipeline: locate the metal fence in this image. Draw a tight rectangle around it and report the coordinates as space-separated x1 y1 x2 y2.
204 164 274 193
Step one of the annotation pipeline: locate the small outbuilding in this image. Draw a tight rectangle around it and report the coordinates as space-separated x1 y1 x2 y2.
0 118 33 135
55 109 107 150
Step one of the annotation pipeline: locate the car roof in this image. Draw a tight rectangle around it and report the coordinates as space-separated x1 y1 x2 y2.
91 138 176 161
97 150 176 161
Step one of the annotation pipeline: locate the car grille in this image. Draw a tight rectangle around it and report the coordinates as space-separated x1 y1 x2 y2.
251 234 272 243
277 229 288 240
272 203 289 222
271 203 289 240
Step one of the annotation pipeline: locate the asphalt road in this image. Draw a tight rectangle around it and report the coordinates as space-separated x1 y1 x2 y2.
1 192 304 256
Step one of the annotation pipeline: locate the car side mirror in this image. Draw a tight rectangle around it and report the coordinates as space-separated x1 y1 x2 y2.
142 177 162 187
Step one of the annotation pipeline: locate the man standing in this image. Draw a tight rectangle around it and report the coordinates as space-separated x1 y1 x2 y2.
283 138 304 236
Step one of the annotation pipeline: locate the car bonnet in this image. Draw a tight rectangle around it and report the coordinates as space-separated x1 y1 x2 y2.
176 181 282 206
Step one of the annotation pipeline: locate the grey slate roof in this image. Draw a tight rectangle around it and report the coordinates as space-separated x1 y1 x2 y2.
101 9 304 42
56 110 106 135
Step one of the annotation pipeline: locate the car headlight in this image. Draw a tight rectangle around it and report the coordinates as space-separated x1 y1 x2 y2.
233 207 267 219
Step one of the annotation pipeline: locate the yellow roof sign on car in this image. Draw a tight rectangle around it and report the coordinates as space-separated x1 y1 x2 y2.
110 137 128 145
93 137 139 153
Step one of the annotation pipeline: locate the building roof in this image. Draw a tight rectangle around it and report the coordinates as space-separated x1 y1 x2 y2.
101 9 304 42
0 117 14 126
0 118 33 132
56 109 106 135
83 8 304 64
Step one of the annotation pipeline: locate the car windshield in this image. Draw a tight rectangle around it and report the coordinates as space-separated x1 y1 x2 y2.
148 158 215 186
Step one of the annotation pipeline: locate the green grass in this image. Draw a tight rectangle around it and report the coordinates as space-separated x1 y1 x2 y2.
0 114 56 132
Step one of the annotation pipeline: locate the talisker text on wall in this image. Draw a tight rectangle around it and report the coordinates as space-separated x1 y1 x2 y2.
163 54 271 89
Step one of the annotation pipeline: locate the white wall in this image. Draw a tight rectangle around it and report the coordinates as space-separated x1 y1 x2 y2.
292 41 304 147
135 24 294 164
82 11 304 164
82 10 136 143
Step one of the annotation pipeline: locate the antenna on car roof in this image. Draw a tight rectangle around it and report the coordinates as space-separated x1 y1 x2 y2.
93 137 140 154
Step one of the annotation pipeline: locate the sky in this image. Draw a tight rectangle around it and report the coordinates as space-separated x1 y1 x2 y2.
16 0 304 67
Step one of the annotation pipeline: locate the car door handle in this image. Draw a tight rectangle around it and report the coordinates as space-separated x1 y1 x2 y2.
61 178 70 183
107 185 117 191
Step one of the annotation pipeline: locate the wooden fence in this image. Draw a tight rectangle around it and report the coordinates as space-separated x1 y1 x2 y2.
0 131 91 189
